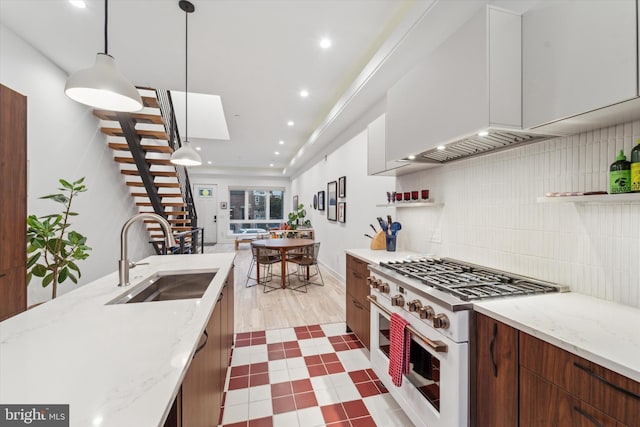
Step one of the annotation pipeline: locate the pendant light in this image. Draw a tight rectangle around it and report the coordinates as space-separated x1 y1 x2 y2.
65 0 142 112
170 0 202 166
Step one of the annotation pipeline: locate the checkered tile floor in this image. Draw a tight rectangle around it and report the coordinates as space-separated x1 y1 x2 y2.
219 322 414 427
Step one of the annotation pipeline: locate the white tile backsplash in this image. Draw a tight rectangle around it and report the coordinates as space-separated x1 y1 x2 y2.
397 120 640 308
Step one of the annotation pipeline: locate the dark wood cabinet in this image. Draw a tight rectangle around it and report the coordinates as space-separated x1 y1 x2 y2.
520 333 639 427
474 314 639 427
345 254 370 349
0 84 27 321
169 266 235 427
474 312 519 427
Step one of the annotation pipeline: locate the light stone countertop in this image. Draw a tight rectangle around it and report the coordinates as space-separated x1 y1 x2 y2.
0 253 235 427
474 293 640 382
345 248 423 264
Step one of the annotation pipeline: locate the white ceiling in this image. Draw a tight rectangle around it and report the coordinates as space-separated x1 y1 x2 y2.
0 0 534 178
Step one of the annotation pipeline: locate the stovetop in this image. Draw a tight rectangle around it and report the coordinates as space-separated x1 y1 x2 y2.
379 258 565 302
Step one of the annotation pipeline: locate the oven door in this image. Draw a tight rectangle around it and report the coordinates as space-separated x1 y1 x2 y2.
370 298 469 427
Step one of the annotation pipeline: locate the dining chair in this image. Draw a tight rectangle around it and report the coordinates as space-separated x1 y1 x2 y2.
246 243 281 292
287 242 323 292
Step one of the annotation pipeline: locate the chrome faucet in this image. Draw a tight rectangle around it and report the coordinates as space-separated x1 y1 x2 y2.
118 213 177 286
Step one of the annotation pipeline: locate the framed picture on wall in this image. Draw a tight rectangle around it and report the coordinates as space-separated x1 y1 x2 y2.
293 195 299 210
338 176 346 198
327 181 337 221
317 191 325 211
338 202 346 223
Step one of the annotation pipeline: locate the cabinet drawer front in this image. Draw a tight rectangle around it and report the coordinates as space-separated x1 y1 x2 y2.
346 255 369 276
520 367 620 427
520 333 640 425
571 358 640 426
519 332 574 390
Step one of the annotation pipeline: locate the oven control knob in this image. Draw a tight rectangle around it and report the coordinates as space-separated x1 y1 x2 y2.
433 313 450 329
407 300 423 312
391 295 405 307
419 305 435 320
378 283 390 293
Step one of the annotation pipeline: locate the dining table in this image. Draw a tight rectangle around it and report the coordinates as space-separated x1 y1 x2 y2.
252 238 315 288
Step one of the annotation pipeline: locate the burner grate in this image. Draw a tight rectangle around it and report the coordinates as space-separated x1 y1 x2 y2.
380 259 560 301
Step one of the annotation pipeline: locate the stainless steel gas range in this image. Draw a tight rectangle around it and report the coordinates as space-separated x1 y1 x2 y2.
367 257 568 427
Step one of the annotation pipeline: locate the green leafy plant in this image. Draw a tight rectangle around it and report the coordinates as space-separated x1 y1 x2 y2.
26 178 91 299
287 203 311 230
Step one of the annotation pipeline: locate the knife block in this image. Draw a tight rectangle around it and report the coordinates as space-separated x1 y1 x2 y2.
370 231 386 250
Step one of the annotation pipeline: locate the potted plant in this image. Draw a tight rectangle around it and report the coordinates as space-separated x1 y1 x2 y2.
26 178 92 299
286 203 311 230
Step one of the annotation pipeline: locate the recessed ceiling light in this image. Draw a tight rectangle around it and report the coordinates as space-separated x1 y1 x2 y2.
299 90 309 98
437 145 446 150
69 0 86 8
207 161 212 165
275 151 280 155
269 163 274 167
287 121 294 126
320 38 332 49
279 140 285 145
408 155 416 160
195 146 201 151
477 131 489 137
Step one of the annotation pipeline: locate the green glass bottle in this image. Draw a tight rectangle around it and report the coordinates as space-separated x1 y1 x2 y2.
631 139 640 192
610 150 631 194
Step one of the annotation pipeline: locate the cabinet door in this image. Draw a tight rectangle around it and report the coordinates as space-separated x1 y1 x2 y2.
182 298 223 427
0 85 27 320
475 313 518 427
346 294 370 350
520 367 620 427
523 0 637 129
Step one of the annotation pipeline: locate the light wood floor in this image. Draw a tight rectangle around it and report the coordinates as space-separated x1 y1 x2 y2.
205 243 346 333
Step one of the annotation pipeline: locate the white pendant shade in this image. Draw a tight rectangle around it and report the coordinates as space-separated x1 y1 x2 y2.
170 140 202 166
65 53 143 112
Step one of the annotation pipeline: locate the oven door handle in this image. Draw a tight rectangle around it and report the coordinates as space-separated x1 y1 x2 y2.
367 296 448 353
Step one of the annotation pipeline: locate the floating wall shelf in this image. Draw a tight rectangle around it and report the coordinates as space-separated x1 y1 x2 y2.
536 193 640 204
376 201 443 208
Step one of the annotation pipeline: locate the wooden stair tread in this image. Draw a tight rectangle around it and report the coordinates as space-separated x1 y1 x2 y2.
121 169 177 177
126 182 181 188
102 127 168 140
131 192 184 198
148 226 193 231
144 219 191 224
142 96 160 108
115 157 173 166
136 202 186 207
108 142 173 154
93 110 165 125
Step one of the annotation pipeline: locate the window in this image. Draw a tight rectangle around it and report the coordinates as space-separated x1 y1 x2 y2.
229 188 284 234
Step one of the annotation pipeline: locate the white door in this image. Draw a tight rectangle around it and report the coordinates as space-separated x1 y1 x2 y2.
193 184 217 244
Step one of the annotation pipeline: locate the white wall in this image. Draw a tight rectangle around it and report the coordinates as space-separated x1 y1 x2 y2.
188 173 291 243
0 25 152 305
291 129 395 280
397 120 640 308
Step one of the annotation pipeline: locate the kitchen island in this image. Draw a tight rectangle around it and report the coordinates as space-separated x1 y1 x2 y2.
0 253 235 427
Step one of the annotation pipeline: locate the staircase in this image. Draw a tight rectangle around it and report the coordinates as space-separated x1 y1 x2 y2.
94 88 202 254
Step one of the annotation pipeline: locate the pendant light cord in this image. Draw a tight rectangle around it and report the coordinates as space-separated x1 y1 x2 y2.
185 8 188 142
104 0 109 54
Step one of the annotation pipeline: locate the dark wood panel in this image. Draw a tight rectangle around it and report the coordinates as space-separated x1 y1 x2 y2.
182 300 222 427
519 332 574 391
475 313 518 427
520 367 575 427
0 84 27 320
571 354 640 426
520 367 621 427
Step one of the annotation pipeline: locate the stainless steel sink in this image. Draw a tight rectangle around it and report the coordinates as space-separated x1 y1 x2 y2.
107 271 216 304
